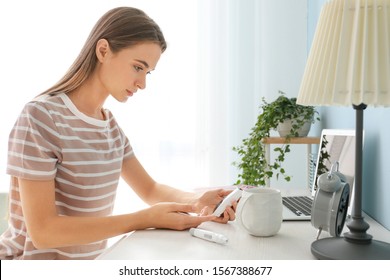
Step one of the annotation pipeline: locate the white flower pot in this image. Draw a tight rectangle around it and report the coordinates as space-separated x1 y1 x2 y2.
277 118 311 137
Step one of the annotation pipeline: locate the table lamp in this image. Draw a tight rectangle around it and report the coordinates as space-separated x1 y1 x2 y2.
297 0 390 259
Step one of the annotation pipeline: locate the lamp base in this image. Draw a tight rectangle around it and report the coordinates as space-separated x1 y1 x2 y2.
311 237 390 259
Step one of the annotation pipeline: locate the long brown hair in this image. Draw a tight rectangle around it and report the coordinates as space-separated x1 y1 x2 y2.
40 7 167 96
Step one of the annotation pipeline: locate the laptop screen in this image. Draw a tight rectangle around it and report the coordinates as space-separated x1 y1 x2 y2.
312 129 356 204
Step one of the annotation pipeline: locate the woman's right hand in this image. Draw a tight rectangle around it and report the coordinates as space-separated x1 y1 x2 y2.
141 202 216 231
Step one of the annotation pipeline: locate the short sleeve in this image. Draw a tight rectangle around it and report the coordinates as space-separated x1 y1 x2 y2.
104 109 135 161
7 102 62 180
122 135 134 160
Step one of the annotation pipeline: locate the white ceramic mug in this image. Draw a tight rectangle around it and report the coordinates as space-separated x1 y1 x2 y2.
236 188 283 237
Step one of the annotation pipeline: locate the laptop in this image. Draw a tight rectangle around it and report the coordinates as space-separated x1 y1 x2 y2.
282 129 356 221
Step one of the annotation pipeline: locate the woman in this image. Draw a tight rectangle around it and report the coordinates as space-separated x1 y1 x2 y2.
0 7 235 260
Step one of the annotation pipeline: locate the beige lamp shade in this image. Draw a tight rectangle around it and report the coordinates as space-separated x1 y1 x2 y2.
297 0 390 107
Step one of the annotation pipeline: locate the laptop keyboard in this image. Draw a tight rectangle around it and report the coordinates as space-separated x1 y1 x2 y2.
282 196 313 217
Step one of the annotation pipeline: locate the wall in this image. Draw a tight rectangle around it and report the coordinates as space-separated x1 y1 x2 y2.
308 0 390 230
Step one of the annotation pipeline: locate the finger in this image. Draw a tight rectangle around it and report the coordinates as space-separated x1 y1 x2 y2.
213 205 237 223
231 201 238 212
213 213 229 224
218 188 233 197
224 206 236 221
209 189 233 210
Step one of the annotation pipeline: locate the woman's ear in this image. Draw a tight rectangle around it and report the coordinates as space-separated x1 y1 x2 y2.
96 39 110 62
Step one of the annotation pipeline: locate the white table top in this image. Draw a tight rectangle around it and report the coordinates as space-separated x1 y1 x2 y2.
97 214 390 260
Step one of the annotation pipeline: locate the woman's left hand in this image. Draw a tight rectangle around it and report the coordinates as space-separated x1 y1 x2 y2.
194 189 237 223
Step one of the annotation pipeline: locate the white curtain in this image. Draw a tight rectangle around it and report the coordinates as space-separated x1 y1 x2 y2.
196 0 261 186
196 0 309 187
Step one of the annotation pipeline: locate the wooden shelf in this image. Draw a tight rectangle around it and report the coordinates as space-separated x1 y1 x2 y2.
262 136 320 145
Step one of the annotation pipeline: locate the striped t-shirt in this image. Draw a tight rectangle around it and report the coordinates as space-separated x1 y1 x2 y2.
0 93 134 259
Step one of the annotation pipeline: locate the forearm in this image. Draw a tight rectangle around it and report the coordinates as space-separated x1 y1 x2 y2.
121 156 201 207
143 182 200 206
28 211 149 249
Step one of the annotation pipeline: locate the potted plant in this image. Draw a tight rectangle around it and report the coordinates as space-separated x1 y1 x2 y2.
233 91 320 186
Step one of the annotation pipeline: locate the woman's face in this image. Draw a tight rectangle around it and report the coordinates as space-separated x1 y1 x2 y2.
96 41 162 102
